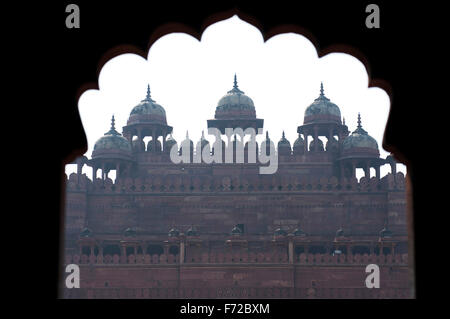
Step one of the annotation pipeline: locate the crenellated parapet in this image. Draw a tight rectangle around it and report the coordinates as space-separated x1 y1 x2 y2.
65 252 408 266
65 172 406 194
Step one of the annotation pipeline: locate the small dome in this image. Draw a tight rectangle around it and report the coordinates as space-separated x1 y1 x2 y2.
186 225 198 237
309 138 324 151
380 226 393 238
293 227 307 237
293 133 305 154
168 227 180 237
326 136 339 152
197 131 210 150
147 139 162 152
274 227 287 236
92 115 132 160
164 133 178 153
214 75 256 120
231 225 242 236
261 131 275 155
80 227 92 238
304 83 341 124
342 113 379 157
123 227 137 237
336 227 345 238
277 131 291 155
179 131 194 155
127 85 167 125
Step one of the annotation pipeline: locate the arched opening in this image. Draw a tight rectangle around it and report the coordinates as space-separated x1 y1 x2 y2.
81 246 91 256
352 245 370 255
169 245 179 255
295 246 305 255
146 244 164 255
103 244 121 256
309 245 326 254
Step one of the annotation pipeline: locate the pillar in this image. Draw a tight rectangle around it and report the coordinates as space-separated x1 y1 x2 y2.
304 134 309 153
351 160 356 179
180 239 185 264
92 166 97 182
313 126 319 152
288 237 294 264
376 165 380 179
365 162 370 179
116 163 120 180
152 129 157 153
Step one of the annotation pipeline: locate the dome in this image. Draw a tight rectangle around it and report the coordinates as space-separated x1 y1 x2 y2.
304 83 341 124
326 136 339 152
231 225 242 236
127 85 167 125
186 225 198 237
92 115 132 160
380 226 393 238
293 133 305 154
80 227 92 238
179 131 194 155
197 131 210 150
336 227 345 238
277 131 291 155
274 227 287 236
214 75 256 120
293 227 307 237
123 227 137 237
164 133 178 153
168 227 180 238
341 113 379 157
147 139 162 152
309 138 324 151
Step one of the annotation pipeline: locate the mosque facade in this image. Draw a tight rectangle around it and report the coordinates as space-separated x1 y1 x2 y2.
63 77 411 298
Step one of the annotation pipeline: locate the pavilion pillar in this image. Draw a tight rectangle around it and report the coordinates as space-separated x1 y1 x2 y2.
288 236 294 264
116 163 120 180
375 165 380 180
304 134 309 153
313 126 318 152
351 160 356 179
152 130 157 153
365 162 370 179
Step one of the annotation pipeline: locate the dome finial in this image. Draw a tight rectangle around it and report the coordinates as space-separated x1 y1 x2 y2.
233 73 238 89
282 131 286 139
357 112 362 129
266 131 269 140
186 130 189 139
146 84 151 100
111 114 116 131
320 82 324 96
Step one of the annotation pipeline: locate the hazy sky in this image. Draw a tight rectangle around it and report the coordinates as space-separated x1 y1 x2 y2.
66 15 405 179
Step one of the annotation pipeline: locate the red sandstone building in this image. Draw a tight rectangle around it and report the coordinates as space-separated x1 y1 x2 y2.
63 78 410 298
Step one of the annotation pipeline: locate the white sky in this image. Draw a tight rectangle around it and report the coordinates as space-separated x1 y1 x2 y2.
66 15 406 179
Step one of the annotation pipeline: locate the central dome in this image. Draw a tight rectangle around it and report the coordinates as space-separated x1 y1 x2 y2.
214 75 256 120
304 83 341 124
128 85 167 125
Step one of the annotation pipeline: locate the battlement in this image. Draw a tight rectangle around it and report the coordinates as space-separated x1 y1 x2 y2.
65 171 405 194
